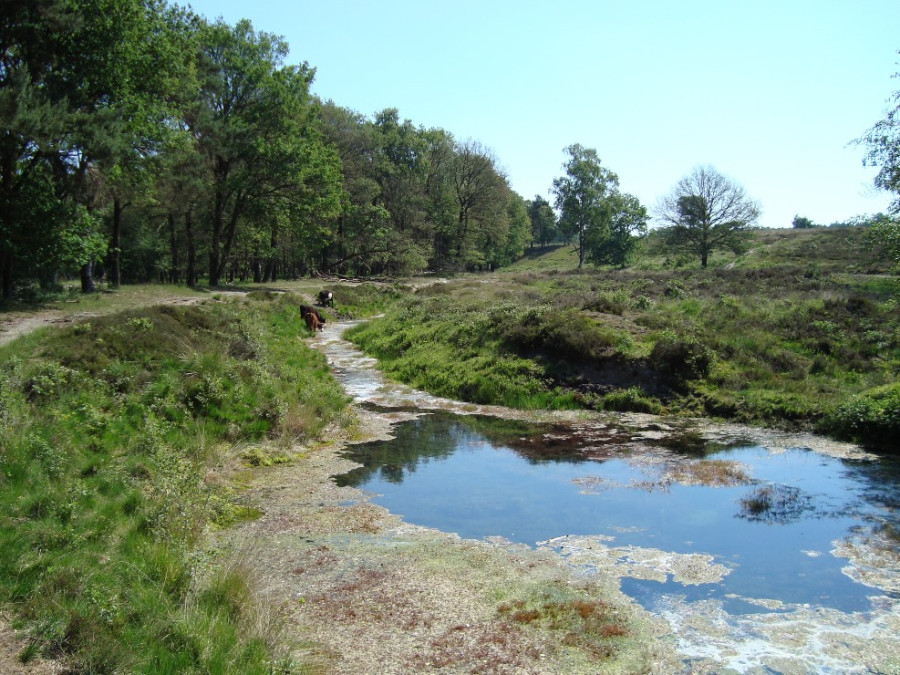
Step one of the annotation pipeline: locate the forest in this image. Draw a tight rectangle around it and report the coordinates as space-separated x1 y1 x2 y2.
1 0 539 302
5 2 900 304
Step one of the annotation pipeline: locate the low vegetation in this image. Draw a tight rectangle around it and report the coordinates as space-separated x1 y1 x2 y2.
0 291 349 671
348 227 900 448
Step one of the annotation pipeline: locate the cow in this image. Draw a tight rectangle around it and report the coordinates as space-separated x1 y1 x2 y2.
317 289 335 308
300 304 325 331
299 304 325 323
304 309 324 332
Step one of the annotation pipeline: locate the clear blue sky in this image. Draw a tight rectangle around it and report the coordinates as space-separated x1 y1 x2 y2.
183 0 899 229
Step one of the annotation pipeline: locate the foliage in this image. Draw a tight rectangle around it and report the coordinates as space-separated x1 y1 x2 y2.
822 382 900 448
586 192 648 268
649 334 714 384
598 387 662 414
552 144 647 269
867 216 900 265
858 54 900 215
0 294 347 670
527 195 559 247
1 2 535 299
655 166 760 268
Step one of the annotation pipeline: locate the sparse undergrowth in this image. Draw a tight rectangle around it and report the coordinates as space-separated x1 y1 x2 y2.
0 291 348 672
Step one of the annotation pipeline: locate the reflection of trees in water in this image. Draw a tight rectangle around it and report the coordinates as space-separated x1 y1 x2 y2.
736 484 814 524
335 413 463 486
334 412 592 487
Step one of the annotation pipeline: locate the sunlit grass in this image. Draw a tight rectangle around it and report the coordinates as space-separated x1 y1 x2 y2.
347 260 899 446
0 291 350 671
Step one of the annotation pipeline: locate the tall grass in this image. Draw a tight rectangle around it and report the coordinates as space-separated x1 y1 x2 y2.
0 292 348 671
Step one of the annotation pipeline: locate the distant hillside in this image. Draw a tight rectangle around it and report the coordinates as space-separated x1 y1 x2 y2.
505 227 894 275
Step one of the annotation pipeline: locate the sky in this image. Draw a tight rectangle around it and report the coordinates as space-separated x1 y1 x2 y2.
182 0 900 229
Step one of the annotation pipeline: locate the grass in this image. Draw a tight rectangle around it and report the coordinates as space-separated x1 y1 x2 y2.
347 227 900 448
0 291 349 672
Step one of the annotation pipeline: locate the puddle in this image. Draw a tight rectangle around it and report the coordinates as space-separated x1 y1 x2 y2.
313 320 900 673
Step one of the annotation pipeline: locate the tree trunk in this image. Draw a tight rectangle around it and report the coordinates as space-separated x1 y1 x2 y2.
216 191 243 285
80 261 95 293
168 212 179 283
209 190 225 286
109 197 123 288
577 225 586 268
263 222 278 282
185 208 197 287
0 251 12 302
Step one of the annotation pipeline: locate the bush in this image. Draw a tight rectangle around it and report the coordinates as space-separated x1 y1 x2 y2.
497 308 617 363
822 382 900 448
649 335 713 383
599 387 662 414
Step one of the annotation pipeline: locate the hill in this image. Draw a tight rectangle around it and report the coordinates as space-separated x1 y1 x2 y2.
507 226 895 275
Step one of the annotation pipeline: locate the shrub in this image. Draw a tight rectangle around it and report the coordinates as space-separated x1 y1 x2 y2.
497 308 616 363
822 382 900 447
649 335 713 383
599 387 662 414
583 291 627 315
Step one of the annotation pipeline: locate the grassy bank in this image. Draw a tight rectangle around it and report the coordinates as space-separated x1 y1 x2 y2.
348 258 899 448
0 291 349 672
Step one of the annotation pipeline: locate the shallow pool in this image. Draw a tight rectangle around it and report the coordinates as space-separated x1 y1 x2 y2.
336 410 900 616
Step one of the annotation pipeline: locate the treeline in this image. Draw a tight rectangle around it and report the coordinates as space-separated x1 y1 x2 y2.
792 213 892 229
0 0 533 301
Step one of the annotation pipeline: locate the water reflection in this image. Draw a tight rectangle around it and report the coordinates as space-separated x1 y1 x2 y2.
336 410 900 614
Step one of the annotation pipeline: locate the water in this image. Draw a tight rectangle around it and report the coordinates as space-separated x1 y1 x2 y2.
336 411 900 615
315 321 900 670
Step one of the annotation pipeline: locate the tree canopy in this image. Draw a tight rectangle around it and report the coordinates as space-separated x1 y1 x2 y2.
0 1 533 299
859 55 900 268
655 165 760 268
551 144 647 268
860 54 900 216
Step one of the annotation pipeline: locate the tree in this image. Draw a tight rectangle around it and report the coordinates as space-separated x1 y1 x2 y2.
551 144 619 268
192 19 341 286
792 215 816 229
867 214 900 264
527 195 558 247
586 192 648 267
859 54 900 214
656 165 760 268
449 139 508 268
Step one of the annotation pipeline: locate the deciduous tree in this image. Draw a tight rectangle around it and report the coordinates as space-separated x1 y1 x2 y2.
656 165 760 268
586 191 647 268
551 144 619 268
859 54 900 215
527 195 558 247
